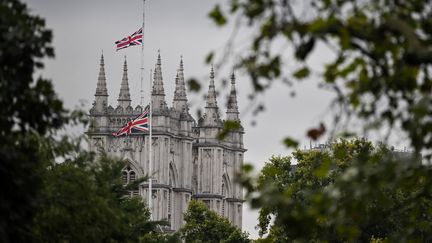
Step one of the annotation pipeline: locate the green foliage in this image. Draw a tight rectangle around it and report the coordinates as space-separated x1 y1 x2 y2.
0 0 65 135
0 0 243 242
209 5 227 26
244 139 432 242
187 78 202 92
0 2 158 241
0 0 67 241
292 66 310 79
32 158 119 242
140 232 181 243
207 3 432 238
206 51 215 64
31 140 157 242
282 137 298 148
217 120 242 140
180 200 250 243
209 0 432 157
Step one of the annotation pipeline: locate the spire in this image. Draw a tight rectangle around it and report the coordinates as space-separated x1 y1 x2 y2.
226 71 240 121
173 56 188 112
117 56 131 108
206 64 218 108
152 51 165 95
202 65 221 126
95 53 108 96
92 53 109 113
151 51 167 111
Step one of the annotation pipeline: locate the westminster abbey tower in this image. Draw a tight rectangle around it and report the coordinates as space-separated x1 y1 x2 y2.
87 53 245 231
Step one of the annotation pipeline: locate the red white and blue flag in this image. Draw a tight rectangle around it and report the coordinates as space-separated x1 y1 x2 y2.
113 108 149 136
115 27 143 51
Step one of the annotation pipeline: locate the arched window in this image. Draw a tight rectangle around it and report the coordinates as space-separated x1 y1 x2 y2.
122 165 138 196
122 171 128 185
222 175 231 218
129 171 136 182
168 163 176 227
168 171 172 215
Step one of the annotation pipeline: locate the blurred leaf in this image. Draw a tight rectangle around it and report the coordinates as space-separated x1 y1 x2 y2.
217 120 241 140
187 78 201 92
208 5 227 26
293 66 310 79
283 137 299 148
243 164 254 173
205 52 214 64
313 156 331 178
295 38 315 61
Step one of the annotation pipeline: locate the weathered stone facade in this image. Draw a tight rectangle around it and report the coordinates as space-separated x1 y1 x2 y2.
87 53 245 231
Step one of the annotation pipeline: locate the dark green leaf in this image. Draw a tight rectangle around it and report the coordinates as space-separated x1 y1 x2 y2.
208 5 227 26
283 137 299 148
187 78 201 92
293 66 310 79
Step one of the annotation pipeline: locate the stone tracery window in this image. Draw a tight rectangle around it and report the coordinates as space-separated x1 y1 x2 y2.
122 165 138 196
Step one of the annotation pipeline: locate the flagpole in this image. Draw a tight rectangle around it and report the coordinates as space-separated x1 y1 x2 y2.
148 68 153 220
140 0 153 221
140 0 145 107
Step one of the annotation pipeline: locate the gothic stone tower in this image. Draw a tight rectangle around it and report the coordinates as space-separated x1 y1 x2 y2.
87 53 245 231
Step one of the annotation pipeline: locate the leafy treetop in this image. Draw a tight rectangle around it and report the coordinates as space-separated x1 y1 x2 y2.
246 139 432 242
207 0 432 157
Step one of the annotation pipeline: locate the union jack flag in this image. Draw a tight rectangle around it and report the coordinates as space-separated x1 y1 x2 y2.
113 108 149 136
115 27 143 51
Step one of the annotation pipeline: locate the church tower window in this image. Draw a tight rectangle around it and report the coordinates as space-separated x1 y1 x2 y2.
122 165 138 196
122 171 128 185
129 171 136 182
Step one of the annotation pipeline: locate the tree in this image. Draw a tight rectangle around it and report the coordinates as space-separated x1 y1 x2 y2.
207 0 432 156
30 137 158 242
180 200 250 243
204 1 432 241
140 232 181 243
247 139 432 242
0 0 67 241
0 1 243 242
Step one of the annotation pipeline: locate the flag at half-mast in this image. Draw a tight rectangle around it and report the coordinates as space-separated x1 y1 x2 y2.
113 106 149 136
115 27 143 51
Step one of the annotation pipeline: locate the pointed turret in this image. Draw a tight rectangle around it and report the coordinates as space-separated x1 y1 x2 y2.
152 51 167 111
202 65 221 126
117 57 131 108
226 71 239 121
206 65 218 108
93 53 108 112
173 56 188 112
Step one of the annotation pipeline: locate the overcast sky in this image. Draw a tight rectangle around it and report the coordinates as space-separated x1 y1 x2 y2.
23 0 339 238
